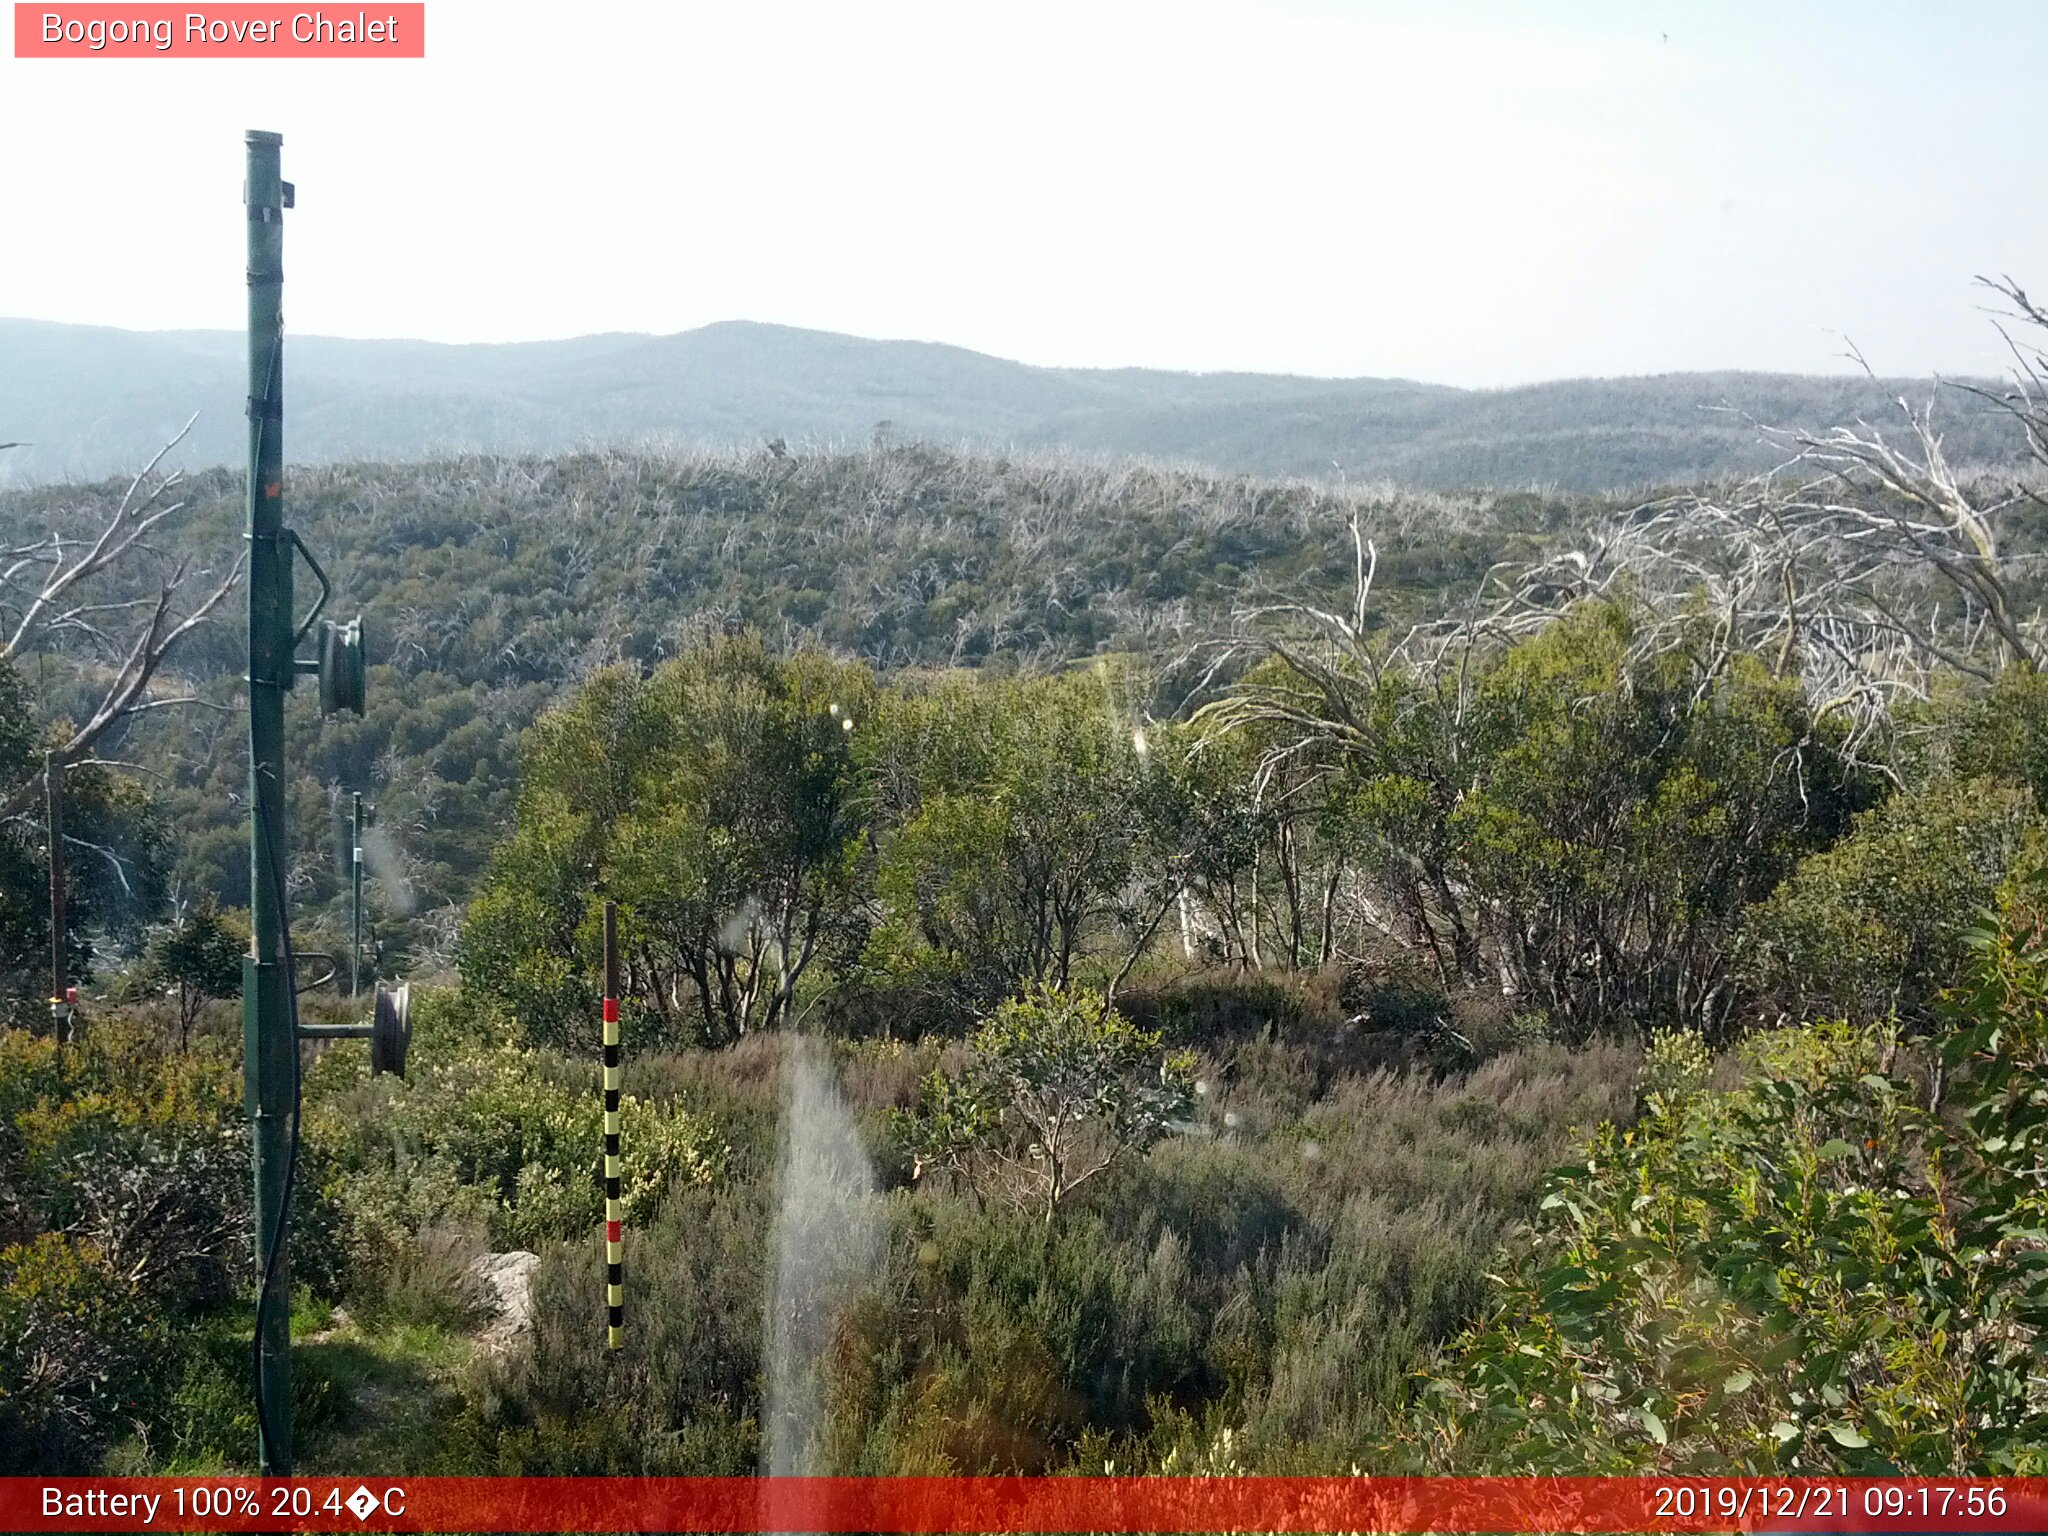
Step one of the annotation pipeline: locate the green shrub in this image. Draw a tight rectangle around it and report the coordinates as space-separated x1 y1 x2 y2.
1634 1028 1714 1113
143 898 245 1050
0 1233 161 1473
0 1017 253 1315
897 985 1195 1226
305 993 727 1295
1408 940 2048 1472
363 1228 491 1333
1741 779 2036 1028
461 640 875 1048
452 1180 769 1474
825 1194 1220 1473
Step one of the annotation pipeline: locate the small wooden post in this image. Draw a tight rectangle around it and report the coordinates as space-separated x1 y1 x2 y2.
45 753 68 1046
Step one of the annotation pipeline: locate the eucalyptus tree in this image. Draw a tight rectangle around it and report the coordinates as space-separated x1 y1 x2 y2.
1201 510 1868 1038
461 634 875 1046
0 657 167 1023
869 663 1155 1012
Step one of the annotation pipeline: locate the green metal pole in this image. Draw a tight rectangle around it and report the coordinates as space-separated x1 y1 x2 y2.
242 127 295 1477
351 793 363 999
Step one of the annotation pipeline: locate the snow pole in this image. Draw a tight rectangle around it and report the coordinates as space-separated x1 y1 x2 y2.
602 900 622 1349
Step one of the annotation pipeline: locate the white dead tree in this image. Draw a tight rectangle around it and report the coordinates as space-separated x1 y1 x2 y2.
1184 507 1511 981
1481 279 2048 779
1191 501 1524 773
1960 274 2048 490
0 419 244 817
1190 277 2048 982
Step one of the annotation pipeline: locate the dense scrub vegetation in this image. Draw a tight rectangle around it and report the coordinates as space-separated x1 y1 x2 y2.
1 973 1638 1475
0 444 1568 983
1417 874 2048 1471
457 608 1898 1054
10 605 2048 1474
5 345 2048 1473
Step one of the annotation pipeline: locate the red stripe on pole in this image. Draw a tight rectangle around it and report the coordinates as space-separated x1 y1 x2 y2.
4 1477 2045 1532
603 997 619 1023
606 1219 621 1242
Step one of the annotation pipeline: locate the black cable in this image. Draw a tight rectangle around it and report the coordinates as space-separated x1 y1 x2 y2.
252 805 303 1472
247 314 301 1474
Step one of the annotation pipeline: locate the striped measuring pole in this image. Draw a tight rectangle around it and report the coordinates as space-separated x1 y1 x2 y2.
602 900 622 1350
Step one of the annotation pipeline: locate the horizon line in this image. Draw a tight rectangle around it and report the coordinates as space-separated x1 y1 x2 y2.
0 312 2004 396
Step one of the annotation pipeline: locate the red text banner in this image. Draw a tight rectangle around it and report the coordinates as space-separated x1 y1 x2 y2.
4 1476 2047 1533
14 4 424 57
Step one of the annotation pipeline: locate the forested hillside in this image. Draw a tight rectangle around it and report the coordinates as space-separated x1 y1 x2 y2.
0 445 1577 967
0 315 2022 491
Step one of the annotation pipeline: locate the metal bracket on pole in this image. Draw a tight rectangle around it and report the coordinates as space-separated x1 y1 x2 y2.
239 123 373 1481
287 529 330 647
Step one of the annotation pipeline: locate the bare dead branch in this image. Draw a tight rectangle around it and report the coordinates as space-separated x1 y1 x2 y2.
0 417 242 817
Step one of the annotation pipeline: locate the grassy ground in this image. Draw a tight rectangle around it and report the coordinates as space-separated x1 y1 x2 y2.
78 972 1643 1477
296 1315 475 1473
106 1290 475 1476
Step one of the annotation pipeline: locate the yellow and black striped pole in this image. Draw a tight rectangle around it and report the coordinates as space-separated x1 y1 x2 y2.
602 900 622 1350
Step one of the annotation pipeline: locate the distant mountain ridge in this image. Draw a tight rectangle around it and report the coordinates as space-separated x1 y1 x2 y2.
0 315 2017 492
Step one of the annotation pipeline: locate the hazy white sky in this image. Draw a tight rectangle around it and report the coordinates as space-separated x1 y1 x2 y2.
3 0 2043 386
